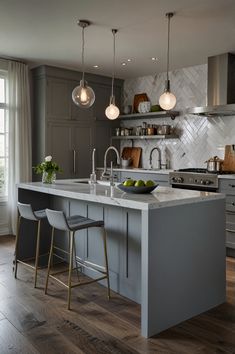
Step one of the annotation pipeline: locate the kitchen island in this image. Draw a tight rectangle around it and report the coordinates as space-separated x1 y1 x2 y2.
17 180 226 338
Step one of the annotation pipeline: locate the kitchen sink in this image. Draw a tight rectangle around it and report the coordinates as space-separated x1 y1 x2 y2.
74 180 116 186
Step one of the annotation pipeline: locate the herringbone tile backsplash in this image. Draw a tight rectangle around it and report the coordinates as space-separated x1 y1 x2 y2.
121 64 235 169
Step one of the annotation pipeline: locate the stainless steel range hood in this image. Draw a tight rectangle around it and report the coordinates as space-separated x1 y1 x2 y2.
186 53 235 116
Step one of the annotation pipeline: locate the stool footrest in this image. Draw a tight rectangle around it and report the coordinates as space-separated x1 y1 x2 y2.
70 275 107 288
49 272 108 289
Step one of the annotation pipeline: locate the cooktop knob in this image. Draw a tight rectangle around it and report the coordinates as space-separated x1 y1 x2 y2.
177 177 184 183
205 180 212 185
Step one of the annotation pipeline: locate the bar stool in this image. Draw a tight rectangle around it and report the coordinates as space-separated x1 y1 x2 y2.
45 209 110 310
14 202 47 288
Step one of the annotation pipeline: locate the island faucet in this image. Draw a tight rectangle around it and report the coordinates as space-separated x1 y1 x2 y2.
102 146 120 180
89 148 97 184
149 147 162 169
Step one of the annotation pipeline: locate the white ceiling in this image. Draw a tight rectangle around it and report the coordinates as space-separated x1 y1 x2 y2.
0 0 235 79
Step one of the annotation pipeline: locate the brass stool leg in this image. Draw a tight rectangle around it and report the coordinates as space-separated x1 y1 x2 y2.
34 220 41 288
14 214 21 278
68 230 74 310
73 236 79 281
45 227 55 294
102 227 110 300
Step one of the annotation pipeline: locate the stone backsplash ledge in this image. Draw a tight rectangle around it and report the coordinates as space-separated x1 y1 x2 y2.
121 64 235 170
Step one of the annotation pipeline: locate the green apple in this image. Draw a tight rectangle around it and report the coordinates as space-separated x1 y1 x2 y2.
123 179 135 186
145 180 155 187
134 179 145 187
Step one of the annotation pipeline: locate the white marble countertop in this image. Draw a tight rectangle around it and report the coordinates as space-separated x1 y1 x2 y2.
17 179 224 211
96 167 235 178
218 174 235 179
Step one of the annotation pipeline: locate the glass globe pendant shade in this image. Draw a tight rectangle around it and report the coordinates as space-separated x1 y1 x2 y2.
159 90 176 110
105 103 120 120
72 80 95 108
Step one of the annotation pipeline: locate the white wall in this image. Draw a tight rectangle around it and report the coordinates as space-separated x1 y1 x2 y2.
122 64 235 169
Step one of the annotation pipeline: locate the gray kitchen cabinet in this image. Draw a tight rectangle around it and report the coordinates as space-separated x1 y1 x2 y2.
219 178 235 249
119 171 169 186
47 77 71 120
72 124 93 178
119 209 141 303
47 122 93 179
47 123 72 179
32 65 123 179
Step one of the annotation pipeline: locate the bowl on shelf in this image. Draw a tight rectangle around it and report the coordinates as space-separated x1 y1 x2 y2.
117 183 158 194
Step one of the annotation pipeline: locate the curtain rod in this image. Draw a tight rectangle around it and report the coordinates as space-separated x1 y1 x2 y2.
0 56 26 64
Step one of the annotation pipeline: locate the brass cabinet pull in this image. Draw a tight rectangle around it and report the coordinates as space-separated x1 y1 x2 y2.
226 228 235 233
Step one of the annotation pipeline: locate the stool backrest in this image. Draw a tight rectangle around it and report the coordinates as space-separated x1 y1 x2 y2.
18 202 38 221
45 209 69 231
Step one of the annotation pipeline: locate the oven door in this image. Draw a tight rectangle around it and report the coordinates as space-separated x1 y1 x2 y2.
171 183 218 192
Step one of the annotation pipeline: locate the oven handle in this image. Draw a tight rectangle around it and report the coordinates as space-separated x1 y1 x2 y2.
226 228 235 233
171 184 218 192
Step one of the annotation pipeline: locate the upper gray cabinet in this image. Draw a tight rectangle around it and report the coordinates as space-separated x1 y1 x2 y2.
46 78 71 120
32 65 123 179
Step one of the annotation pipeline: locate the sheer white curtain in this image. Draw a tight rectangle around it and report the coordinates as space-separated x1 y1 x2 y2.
7 61 32 234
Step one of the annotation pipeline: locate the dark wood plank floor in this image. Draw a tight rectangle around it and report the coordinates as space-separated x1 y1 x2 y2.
0 235 235 354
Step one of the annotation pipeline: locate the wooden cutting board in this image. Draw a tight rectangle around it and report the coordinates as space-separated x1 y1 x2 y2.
223 145 235 172
122 147 142 168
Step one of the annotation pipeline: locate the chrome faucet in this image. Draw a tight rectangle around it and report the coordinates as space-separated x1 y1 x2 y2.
90 148 97 184
102 146 120 180
149 147 162 169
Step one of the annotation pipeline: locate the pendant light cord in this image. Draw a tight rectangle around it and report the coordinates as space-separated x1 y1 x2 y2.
111 29 116 99
166 14 171 82
81 25 85 82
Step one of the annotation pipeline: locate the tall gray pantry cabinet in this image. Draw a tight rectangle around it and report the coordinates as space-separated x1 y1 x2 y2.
32 65 123 179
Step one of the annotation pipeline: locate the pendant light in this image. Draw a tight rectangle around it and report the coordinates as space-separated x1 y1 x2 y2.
72 20 95 108
159 13 176 111
105 29 120 120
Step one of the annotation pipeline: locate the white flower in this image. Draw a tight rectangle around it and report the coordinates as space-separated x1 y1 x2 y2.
45 155 52 162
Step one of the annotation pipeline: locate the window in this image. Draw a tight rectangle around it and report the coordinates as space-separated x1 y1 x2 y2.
0 71 8 198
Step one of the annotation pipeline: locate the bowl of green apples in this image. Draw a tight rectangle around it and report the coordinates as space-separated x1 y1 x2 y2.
117 179 158 194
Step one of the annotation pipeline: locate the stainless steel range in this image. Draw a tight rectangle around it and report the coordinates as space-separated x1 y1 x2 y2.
169 168 219 192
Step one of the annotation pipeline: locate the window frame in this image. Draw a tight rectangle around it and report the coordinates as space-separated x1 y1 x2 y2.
0 69 8 201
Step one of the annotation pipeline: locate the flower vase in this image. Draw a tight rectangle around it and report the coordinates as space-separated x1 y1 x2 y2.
42 171 56 184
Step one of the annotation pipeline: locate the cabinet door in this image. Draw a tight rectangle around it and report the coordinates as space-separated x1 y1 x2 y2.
72 125 93 178
119 209 141 303
92 83 111 121
46 78 71 120
70 81 94 121
47 123 73 179
94 125 113 167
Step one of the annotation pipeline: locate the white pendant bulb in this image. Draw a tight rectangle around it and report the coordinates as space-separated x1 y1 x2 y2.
105 29 120 120
159 13 176 111
72 20 95 108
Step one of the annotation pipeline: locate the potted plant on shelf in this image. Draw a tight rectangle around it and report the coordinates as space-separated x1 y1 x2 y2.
33 156 61 184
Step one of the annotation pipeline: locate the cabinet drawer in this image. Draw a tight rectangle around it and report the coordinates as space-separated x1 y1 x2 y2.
226 225 235 249
219 179 235 195
225 195 235 212
226 211 235 223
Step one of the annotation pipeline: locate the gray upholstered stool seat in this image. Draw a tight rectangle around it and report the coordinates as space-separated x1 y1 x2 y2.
45 208 110 310
14 202 47 288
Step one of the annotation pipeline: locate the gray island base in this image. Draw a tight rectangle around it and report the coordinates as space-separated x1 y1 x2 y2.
17 181 226 338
